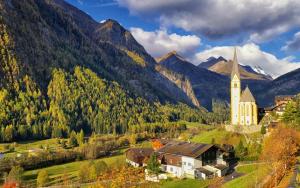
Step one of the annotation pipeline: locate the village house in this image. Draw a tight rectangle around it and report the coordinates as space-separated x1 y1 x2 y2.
125 148 154 167
265 95 294 116
125 140 232 180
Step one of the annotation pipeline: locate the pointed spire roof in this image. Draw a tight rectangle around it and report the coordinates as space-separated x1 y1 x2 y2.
240 86 256 102
231 47 240 79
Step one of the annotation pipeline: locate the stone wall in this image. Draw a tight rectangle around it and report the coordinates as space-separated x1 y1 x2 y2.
225 124 261 134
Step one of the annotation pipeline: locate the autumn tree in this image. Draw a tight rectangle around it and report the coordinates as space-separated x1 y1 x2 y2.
37 169 49 187
7 166 23 183
260 125 300 187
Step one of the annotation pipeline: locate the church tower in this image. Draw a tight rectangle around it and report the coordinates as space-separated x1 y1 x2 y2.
231 48 241 125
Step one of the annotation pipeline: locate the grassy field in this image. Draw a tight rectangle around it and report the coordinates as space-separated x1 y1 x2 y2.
22 154 125 187
191 128 245 146
223 163 269 188
161 178 210 188
0 138 63 158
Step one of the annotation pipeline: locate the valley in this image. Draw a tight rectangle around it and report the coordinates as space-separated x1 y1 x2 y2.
0 0 300 187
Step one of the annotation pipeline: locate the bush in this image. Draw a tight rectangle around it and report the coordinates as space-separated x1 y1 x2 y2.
37 169 49 187
7 166 24 183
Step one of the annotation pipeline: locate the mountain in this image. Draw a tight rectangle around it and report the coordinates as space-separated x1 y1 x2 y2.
198 57 273 80
198 56 227 69
255 68 300 106
155 64 200 107
0 0 194 106
157 51 230 109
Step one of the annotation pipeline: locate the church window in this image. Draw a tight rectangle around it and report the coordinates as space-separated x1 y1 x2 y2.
234 83 237 88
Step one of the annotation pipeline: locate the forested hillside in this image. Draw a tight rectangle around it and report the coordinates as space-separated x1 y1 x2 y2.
0 0 194 105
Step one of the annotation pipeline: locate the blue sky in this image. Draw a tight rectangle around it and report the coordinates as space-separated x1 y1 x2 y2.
65 0 300 77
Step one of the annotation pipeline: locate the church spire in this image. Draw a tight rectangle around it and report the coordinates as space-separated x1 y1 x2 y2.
231 47 240 79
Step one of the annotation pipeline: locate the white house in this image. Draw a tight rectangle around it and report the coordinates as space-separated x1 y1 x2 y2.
156 141 230 179
126 140 231 180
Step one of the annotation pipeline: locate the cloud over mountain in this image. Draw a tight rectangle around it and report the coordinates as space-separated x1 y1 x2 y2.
118 0 300 40
195 43 300 78
130 27 201 58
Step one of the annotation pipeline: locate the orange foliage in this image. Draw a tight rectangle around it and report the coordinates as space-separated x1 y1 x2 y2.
260 125 300 187
95 165 145 188
151 139 163 151
2 182 17 188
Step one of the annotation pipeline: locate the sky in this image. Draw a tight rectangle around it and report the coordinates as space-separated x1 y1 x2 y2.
65 0 300 78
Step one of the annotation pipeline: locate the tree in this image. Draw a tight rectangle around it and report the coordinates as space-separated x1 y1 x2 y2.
147 154 160 175
68 131 78 147
235 140 247 160
76 129 84 146
129 134 137 145
7 166 23 183
209 177 224 188
260 125 300 187
78 163 90 183
89 164 97 181
260 125 266 135
94 161 108 176
37 170 49 187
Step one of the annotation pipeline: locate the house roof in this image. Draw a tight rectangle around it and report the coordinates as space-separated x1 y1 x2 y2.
196 167 214 176
240 86 256 102
231 48 240 79
159 153 182 167
214 164 228 171
156 141 215 158
275 95 294 101
125 148 154 164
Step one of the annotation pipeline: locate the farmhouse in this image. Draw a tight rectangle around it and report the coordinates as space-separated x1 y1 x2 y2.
126 140 231 179
125 148 154 167
265 95 295 116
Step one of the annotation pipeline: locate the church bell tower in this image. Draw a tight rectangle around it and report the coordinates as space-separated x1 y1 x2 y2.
231 48 241 125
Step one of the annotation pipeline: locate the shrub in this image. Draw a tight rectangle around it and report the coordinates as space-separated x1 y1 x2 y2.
37 170 49 187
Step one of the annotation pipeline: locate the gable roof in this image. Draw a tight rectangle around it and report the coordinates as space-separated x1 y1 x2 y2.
240 86 256 102
156 141 215 158
231 48 240 79
125 148 154 164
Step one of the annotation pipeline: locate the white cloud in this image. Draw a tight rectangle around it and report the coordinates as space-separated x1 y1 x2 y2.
118 0 300 41
130 27 201 58
195 43 300 78
282 31 300 52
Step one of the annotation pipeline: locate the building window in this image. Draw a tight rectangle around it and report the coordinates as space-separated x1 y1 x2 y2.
188 163 192 166
170 167 173 172
234 83 237 88
183 162 186 165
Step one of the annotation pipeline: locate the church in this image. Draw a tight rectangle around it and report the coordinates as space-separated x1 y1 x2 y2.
230 49 258 126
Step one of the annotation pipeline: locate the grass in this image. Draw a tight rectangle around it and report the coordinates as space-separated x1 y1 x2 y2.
223 164 269 188
235 164 261 174
0 138 63 158
22 154 125 186
183 121 214 130
191 128 245 146
161 178 209 188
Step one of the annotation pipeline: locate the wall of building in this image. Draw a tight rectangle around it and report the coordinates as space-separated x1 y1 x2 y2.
165 165 183 178
231 75 241 125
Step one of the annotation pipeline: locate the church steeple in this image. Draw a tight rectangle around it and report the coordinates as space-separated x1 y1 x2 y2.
231 47 240 79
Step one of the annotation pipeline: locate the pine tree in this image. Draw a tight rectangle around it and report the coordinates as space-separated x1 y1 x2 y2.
147 154 160 175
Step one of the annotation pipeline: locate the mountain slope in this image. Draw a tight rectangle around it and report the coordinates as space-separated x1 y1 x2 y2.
256 68 300 106
198 56 227 69
157 51 230 109
155 64 200 107
0 0 193 106
199 56 272 80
